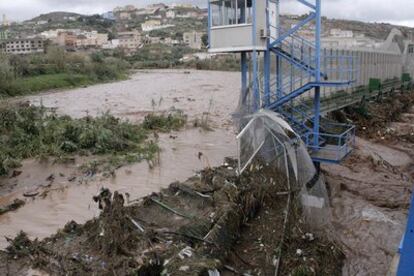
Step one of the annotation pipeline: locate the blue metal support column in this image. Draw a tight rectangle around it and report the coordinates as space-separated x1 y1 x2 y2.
264 51 271 106
275 0 282 100
241 52 248 98
207 1 211 48
252 0 260 110
313 0 322 147
276 55 282 99
264 0 271 106
398 191 414 275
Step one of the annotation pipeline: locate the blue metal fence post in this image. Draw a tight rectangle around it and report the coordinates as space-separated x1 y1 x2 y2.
313 0 322 147
398 192 414 275
207 0 211 48
252 0 259 110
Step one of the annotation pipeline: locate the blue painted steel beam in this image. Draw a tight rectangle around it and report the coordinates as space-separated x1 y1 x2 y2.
297 0 316 10
269 12 316 48
398 191 414 275
271 48 318 78
268 82 316 110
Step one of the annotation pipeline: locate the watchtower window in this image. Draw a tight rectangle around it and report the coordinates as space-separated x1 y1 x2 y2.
211 0 252 27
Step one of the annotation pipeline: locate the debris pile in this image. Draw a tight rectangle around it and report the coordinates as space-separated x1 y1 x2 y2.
336 91 414 141
0 159 344 275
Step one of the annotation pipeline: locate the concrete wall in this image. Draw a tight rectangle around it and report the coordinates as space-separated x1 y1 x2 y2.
320 48 404 99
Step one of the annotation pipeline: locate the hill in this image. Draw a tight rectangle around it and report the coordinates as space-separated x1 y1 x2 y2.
323 18 414 40
28 12 82 23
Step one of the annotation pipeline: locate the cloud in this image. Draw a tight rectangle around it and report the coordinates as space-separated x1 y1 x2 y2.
0 0 413 27
282 0 414 26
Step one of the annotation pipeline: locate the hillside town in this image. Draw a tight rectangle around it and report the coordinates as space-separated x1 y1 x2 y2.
1 3 414 59
0 3 206 56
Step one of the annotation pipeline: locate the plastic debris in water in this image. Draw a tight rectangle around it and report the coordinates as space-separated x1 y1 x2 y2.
208 269 220 276
179 266 190 271
178 246 193 259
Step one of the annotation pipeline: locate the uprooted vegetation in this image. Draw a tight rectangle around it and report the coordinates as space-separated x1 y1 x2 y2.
0 104 187 176
0 160 344 275
331 90 414 141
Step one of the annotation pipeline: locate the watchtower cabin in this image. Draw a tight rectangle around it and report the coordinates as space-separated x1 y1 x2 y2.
208 0 268 53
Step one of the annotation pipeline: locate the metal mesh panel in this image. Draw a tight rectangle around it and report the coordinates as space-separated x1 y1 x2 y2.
236 110 331 231
236 116 265 174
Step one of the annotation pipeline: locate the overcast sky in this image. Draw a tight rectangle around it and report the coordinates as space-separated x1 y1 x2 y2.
1 0 414 27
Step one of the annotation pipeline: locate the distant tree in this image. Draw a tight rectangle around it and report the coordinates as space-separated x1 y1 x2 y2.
201 34 208 47
174 31 183 41
107 31 116 41
91 52 104 63
0 54 15 92
46 46 66 71
8 55 29 77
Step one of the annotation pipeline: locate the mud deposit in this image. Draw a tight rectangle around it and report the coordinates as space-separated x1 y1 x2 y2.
325 92 414 275
0 161 343 276
0 70 239 249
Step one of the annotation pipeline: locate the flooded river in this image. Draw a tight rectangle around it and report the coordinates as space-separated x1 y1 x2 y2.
0 70 240 248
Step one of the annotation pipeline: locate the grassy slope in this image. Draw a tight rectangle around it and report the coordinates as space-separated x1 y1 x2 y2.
14 74 94 93
2 73 127 98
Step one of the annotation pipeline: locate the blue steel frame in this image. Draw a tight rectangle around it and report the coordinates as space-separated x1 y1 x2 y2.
398 191 414 275
265 0 355 163
207 0 355 164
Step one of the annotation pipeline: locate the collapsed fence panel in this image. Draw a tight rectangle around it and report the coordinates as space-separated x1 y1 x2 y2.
237 110 332 230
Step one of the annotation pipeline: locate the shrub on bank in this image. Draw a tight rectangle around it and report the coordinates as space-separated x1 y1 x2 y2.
0 50 129 97
0 105 186 176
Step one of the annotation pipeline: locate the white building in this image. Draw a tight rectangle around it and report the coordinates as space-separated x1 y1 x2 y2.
36 20 48 25
183 31 203 49
102 39 120 49
141 20 161 32
330 29 354 38
170 3 193 8
141 20 174 32
76 33 108 48
166 10 176 19
118 30 142 53
0 38 45 54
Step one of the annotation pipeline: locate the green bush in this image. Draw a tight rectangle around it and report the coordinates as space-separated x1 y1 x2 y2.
0 105 187 176
143 111 187 132
0 50 129 98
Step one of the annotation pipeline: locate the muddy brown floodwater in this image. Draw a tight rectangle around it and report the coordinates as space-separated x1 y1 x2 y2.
1 70 413 276
0 70 240 249
324 104 414 275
